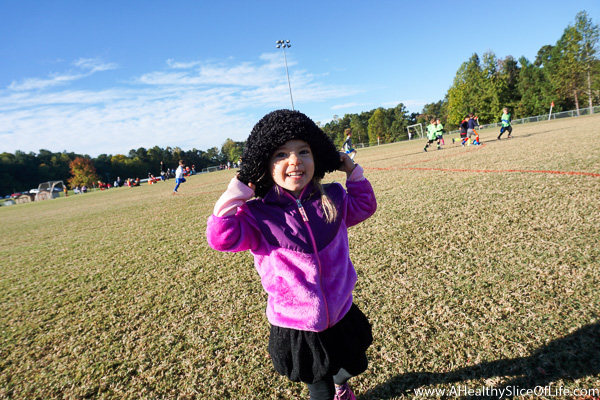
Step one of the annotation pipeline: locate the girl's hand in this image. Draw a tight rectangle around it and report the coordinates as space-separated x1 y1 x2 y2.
236 173 256 192
338 152 356 177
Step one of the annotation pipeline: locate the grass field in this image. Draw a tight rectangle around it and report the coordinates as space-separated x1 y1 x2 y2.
1 115 599 399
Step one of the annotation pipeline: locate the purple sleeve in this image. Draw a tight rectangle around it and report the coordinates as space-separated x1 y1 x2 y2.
206 209 262 253
206 177 262 252
344 165 377 227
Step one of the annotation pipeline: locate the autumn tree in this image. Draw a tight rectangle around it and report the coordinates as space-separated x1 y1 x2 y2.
68 157 100 188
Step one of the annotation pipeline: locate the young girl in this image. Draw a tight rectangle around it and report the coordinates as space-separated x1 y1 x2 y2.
342 128 357 160
173 160 186 194
435 118 445 146
498 107 513 139
424 118 439 152
206 110 377 400
458 115 469 146
467 112 479 141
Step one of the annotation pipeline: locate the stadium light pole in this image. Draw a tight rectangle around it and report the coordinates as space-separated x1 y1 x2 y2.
276 40 294 110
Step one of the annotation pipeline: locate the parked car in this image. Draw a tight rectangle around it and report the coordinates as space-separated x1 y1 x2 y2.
29 188 40 193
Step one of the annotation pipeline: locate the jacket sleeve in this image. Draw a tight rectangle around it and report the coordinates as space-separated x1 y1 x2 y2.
206 177 262 253
344 164 377 227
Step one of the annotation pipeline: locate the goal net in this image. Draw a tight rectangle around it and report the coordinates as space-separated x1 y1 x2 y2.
201 165 221 174
407 123 423 139
35 180 64 201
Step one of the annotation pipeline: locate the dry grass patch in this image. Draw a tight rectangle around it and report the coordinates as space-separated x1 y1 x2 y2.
1 115 599 399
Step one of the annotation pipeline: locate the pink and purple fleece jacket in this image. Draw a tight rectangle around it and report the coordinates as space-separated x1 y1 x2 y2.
206 165 377 332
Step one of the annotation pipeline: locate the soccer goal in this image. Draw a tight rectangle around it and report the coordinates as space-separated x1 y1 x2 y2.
407 123 424 139
201 165 221 174
35 180 64 201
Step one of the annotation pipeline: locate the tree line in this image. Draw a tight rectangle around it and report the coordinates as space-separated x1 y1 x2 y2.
1 11 597 196
0 141 244 195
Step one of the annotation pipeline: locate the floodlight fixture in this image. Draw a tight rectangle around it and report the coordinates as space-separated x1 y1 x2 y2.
276 39 294 110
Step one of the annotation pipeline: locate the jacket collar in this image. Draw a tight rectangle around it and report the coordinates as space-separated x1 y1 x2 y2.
263 181 318 205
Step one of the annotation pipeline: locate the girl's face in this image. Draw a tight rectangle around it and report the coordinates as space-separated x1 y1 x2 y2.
269 139 315 197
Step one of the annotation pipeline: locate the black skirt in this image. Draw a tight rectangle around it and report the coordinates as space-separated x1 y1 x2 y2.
267 303 373 383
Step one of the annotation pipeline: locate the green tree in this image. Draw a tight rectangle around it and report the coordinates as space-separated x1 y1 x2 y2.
552 26 585 114
517 56 555 116
390 103 410 141
68 157 100 188
129 147 149 163
110 154 129 180
349 114 368 146
464 53 486 116
321 115 344 146
573 11 600 112
221 139 244 163
498 55 521 112
421 101 445 123
0 152 19 195
94 154 113 183
477 51 504 123
148 146 167 167
368 108 388 145
446 61 470 126
168 147 184 165
446 54 488 126
205 147 222 165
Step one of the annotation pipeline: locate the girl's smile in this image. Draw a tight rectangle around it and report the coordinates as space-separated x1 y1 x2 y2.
269 140 315 197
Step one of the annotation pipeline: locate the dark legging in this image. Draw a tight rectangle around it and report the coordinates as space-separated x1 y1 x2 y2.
305 353 368 400
498 125 512 137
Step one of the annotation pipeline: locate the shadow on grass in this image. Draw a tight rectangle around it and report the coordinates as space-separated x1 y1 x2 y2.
481 127 568 144
360 322 600 399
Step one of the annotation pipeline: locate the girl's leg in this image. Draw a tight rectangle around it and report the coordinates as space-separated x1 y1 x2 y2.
333 368 354 386
331 352 368 399
306 376 335 400
333 351 368 386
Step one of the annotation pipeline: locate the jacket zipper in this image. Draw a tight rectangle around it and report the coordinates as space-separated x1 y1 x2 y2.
285 190 331 328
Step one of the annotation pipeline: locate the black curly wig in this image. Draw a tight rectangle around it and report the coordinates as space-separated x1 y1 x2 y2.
237 109 342 198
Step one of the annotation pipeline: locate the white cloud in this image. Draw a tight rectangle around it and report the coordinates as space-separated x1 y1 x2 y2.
73 58 119 73
8 73 84 91
7 58 119 92
139 54 289 87
0 55 358 156
166 59 203 69
331 102 366 110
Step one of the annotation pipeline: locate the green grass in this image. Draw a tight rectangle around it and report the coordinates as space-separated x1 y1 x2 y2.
1 115 599 399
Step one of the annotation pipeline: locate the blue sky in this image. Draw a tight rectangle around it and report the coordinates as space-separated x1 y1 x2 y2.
1 1 598 157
